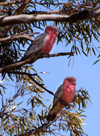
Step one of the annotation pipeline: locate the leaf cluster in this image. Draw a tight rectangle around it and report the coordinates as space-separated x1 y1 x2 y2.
0 0 98 135
0 0 100 70
0 74 91 136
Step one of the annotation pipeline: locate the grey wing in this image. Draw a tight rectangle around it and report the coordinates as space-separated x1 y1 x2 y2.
21 32 48 60
53 84 64 107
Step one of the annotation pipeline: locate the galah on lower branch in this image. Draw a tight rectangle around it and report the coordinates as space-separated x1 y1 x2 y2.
21 25 59 61
47 76 76 121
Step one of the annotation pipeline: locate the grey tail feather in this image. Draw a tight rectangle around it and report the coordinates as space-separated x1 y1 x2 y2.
20 53 33 61
20 57 25 61
46 113 56 121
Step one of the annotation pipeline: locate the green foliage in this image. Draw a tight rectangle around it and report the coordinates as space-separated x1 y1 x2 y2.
1 0 100 71
0 0 99 135
0 80 91 136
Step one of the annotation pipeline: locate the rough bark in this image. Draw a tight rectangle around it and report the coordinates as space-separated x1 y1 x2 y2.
0 7 100 27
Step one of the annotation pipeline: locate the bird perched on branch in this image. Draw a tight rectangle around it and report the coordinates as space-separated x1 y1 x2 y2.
47 76 76 121
21 25 59 61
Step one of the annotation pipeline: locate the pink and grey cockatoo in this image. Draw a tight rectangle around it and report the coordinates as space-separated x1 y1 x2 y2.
47 76 76 121
21 25 59 61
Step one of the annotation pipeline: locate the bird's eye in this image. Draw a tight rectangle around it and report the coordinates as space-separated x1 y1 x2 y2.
53 29 57 32
68 79 73 82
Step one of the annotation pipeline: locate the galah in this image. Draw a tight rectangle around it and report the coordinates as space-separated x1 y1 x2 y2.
47 76 76 121
21 25 59 61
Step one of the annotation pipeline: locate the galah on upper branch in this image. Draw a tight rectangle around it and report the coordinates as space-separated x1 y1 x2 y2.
21 25 59 61
47 76 76 121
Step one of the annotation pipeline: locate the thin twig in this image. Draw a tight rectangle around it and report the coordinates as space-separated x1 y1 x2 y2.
0 87 21 118
15 123 52 136
41 52 74 58
1 70 69 136
4 70 41 80
2 70 69 107
0 1 65 6
14 111 60 136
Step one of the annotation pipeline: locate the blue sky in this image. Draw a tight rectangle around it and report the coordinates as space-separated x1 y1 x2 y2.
0 25 100 136
1 2 100 135
33 34 100 136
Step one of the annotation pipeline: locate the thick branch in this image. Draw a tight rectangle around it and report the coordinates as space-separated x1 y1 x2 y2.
0 0 31 38
14 0 32 15
0 7 100 26
0 52 74 73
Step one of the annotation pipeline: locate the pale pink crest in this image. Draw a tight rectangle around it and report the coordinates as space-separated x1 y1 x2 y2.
45 25 59 37
64 76 76 86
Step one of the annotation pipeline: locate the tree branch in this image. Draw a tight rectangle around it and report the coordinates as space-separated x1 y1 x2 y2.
1 0 100 7
2 70 69 108
0 52 74 73
0 32 39 43
0 0 23 5
0 1 65 6
7 71 68 136
0 0 31 38
15 123 52 136
0 7 100 26
15 115 60 136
